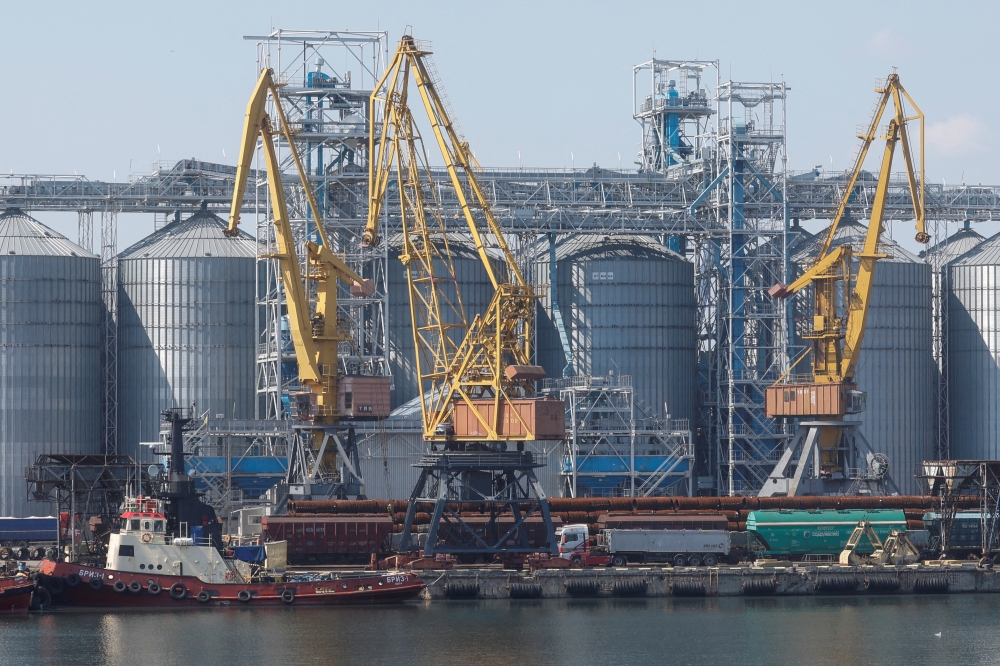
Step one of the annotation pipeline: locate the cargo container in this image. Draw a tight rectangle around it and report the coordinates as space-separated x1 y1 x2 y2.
453 398 565 440
746 509 907 558
0 517 58 546
600 528 740 567
338 376 391 420
260 515 393 565
764 382 864 418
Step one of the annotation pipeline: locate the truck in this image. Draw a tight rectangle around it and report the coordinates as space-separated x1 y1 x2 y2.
557 524 746 567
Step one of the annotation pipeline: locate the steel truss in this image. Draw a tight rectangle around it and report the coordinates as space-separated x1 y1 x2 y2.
921 460 1000 555
544 374 693 498
399 451 557 557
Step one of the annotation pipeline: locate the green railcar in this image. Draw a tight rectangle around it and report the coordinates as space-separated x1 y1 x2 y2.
746 509 908 558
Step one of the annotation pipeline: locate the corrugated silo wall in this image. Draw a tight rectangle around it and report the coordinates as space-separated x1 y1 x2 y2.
0 256 102 516
118 257 255 462
536 249 696 424
387 244 495 410
844 262 934 493
949 262 1000 458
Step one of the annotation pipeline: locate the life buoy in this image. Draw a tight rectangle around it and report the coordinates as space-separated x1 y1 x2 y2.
169 582 187 600
237 589 251 603
141 533 152 543
281 589 295 604
225 571 236 581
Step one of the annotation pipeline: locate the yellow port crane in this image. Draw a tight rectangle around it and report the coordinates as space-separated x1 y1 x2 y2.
760 73 927 496
362 35 563 448
226 68 386 478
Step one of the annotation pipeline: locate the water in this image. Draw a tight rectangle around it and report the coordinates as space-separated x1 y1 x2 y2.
2 595 998 665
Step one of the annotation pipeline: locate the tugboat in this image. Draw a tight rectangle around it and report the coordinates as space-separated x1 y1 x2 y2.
0 564 36 613
36 409 424 608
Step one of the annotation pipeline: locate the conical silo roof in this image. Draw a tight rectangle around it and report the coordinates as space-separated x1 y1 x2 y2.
118 206 255 259
949 228 1000 267
793 218 920 264
921 221 985 268
0 207 97 258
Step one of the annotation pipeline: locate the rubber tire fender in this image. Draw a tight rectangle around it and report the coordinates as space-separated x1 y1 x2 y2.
129 581 143 594
148 582 162 596
281 589 295 604
30 587 52 611
65 573 81 588
196 590 211 604
237 589 252 603
113 579 128 593
49 577 66 596
88 577 103 591
169 583 187 600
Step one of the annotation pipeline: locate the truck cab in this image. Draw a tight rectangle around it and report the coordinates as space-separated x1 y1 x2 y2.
557 524 589 561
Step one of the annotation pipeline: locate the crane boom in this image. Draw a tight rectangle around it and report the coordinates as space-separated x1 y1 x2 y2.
225 68 382 466
363 36 560 444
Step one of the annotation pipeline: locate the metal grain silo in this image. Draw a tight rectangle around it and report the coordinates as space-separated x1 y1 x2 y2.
948 232 1000 459
536 235 696 423
117 206 255 462
794 220 933 493
387 236 495 409
0 208 102 516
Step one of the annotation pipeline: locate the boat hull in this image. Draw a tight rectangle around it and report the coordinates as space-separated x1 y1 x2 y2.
0 579 33 613
37 560 424 609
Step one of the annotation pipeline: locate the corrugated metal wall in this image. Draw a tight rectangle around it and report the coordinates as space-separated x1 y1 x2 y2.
387 237 496 409
536 236 696 423
117 210 256 462
0 209 102 516
795 221 934 493
948 234 1000 458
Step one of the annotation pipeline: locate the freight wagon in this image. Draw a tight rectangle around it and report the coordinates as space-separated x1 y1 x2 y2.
923 512 982 555
260 515 393 565
746 509 907 559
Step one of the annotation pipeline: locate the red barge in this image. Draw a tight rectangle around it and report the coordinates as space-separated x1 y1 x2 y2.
0 577 34 613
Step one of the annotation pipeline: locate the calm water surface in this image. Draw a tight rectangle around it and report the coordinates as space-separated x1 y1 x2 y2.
1 595 997 665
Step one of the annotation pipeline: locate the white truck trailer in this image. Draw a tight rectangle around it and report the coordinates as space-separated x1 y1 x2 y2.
601 529 746 567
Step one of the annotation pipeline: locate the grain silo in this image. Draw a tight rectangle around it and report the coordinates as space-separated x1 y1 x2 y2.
387 236 495 409
117 205 256 461
794 219 933 493
0 208 102 516
948 232 1000 459
536 235 696 423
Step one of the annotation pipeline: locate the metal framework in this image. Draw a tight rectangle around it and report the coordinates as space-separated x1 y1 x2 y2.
544 374 693 498
246 30 391 421
398 451 556 557
921 460 1000 555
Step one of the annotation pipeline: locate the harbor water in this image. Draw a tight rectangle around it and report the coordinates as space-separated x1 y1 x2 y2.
2 595 1000 665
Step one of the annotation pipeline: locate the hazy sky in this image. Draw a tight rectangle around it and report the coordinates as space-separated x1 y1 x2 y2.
3 0 997 248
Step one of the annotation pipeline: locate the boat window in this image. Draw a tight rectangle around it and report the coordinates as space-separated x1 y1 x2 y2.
118 545 135 557
129 519 140 530
143 521 152 530
154 521 163 532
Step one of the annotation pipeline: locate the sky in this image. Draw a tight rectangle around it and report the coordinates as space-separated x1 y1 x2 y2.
3 0 998 249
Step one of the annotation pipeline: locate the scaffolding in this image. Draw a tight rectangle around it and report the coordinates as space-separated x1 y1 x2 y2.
544 374 693 498
246 30 391 420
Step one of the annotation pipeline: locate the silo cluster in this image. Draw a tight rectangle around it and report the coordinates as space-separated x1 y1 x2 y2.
0 208 102 516
117 205 256 461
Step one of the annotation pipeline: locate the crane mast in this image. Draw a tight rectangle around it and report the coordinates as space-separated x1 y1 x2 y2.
227 68 386 486
364 35 561 448
760 73 927 496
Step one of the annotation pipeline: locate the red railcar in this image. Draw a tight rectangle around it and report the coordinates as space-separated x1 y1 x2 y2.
261 515 394 565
